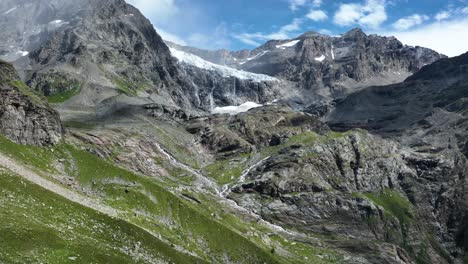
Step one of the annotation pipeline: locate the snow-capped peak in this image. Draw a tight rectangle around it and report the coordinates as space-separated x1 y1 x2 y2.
169 47 277 82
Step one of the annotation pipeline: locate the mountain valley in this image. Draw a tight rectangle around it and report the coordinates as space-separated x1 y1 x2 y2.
0 0 467 263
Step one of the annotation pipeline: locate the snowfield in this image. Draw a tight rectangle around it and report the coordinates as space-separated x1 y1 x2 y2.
169 47 277 82
212 102 262 115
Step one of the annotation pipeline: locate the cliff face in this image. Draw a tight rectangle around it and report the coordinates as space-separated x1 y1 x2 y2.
0 61 63 145
186 106 467 263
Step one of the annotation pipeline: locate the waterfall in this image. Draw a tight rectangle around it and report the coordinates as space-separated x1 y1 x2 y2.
220 156 270 197
209 88 215 112
209 90 214 112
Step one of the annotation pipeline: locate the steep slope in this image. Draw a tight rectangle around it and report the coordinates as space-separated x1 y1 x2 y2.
326 52 468 134
186 106 467 263
0 156 204 264
0 60 62 145
323 51 468 263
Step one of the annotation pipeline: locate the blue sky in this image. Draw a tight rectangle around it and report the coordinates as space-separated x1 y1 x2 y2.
127 0 468 56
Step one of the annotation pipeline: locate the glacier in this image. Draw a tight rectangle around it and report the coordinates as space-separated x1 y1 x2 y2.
169 47 277 82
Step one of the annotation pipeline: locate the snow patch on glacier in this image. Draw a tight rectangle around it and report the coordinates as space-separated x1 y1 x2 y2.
169 47 277 82
212 102 262 115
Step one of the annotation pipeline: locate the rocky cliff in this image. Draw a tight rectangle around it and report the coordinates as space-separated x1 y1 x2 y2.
0 60 63 145
186 105 467 263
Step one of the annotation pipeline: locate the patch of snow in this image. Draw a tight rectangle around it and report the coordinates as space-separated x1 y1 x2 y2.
239 50 269 65
314 55 325 62
169 47 277 82
3 6 17 15
49 20 68 27
276 40 300 49
16 51 29 56
212 102 262 115
331 44 335 60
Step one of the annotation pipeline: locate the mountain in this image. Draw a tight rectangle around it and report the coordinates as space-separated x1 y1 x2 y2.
325 52 468 137
169 28 444 102
0 0 291 120
0 0 445 117
0 0 467 263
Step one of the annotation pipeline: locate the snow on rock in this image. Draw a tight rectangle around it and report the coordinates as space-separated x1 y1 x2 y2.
212 102 262 115
314 55 325 62
16 51 29 56
49 20 69 27
3 6 17 15
239 50 269 65
276 40 300 49
331 44 335 60
170 47 277 82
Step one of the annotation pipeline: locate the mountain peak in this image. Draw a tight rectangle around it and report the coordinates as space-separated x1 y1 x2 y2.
344 27 366 37
297 31 324 39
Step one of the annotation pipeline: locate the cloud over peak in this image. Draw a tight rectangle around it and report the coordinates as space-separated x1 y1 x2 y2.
333 0 387 29
392 14 429 30
307 10 328 21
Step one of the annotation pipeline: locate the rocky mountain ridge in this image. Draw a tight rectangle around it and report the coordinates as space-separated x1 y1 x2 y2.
168 28 445 103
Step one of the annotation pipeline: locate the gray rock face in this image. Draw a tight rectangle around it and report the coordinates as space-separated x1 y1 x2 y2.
318 51 468 263
325 52 468 133
186 105 467 263
186 106 330 158
0 61 63 145
228 131 466 263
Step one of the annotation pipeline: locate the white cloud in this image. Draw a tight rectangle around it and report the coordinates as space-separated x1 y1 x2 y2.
289 0 308 11
156 28 187 45
382 18 468 57
334 0 387 29
307 10 328 21
392 14 429 30
435 11 451 21
462 7 468 14
233 19 303 46
319 29 332 35
313 0 322 7
126 0 178 24
289 0 323 10
187 23 231 49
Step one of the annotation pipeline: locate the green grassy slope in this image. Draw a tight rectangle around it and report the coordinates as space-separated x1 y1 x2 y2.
0 170 203 264
0 136 288 263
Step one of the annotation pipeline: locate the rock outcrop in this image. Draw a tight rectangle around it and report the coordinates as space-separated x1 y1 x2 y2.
0 60 63 145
